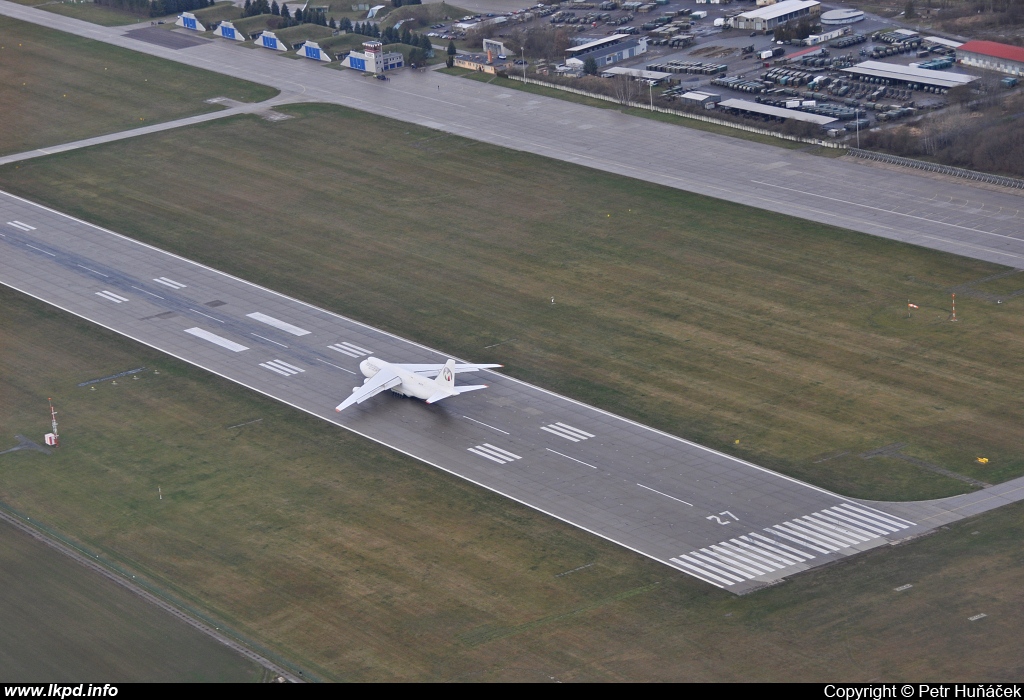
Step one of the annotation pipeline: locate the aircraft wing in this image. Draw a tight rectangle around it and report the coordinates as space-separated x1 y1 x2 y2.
335 366 402 412
424 385 487 404
397 362 502 377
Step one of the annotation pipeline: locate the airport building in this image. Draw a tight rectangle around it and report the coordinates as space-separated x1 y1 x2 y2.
820 8 864 25
731 0 821 31
453 52 513 74
565 36 648 69
341 41 404 73
956 40 1024 77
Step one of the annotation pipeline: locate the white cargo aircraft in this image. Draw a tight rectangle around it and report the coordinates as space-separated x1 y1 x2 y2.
335 357 502 412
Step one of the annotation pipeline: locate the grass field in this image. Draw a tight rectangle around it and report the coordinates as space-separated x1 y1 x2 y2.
3 104 1023 501
36 1 151 26
1 286 1022 681
0 514 265 681
0 16 278 156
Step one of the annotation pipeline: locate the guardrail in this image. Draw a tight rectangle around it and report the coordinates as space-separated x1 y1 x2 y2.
847 149 1024 190
507 75 843 149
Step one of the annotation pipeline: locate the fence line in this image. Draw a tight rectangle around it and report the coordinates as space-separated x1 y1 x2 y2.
846 149 1024 189
507 75 842 149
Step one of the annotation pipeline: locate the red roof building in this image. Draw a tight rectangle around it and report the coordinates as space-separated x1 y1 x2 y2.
956 40 1024 77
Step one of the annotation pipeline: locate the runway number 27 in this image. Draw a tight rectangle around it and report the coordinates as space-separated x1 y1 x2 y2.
707 511 738 525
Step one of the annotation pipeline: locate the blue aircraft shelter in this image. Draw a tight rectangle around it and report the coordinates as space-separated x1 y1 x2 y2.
261 34 278 49
304 45 322 60
221 25 236 39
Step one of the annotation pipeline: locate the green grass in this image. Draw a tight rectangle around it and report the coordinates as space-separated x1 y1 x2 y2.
0 512 265 681
1 286 1023 681
380 2 468 29
2 103 1023 502
37 1 152 26
0 16 278 156
193 1 242 24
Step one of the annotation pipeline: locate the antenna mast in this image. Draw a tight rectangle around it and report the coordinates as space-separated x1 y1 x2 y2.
45 398 59 448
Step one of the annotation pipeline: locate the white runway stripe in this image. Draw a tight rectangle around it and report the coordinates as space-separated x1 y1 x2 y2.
689 551 755 580
764 526 833 554
246 312 311 337
7 221 35 231
730 538 798 567
674 554 746 583
793 517 864 546
709 545 776 574
25 243 56 256
554 423 595 439
468 447 509 464
541 425 580 442
669 558 730 587
719 541 787 569
184 327 249 352
836 503 913 530
746 532 815 561
828 505 900 533
802 515 873 543
260 363 291 377
268 359 304 373
818 510 890 537
153 277 187 289
776 522 844 550
95 290 128 303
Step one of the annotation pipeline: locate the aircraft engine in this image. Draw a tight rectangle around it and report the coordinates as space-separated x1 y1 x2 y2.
359 359 379 378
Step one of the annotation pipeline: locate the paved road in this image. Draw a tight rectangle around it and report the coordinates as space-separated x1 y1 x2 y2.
7 189 1022 594
1 0 1022 269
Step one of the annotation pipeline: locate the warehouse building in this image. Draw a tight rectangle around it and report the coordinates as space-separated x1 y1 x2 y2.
732 0 820 31
841 60 977 90
957 40 1024 77
820 8 863 24
717 98 837 125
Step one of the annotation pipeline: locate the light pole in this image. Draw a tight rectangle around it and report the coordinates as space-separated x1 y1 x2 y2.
855 107 860 148
649 80 653 110
521 46 527 82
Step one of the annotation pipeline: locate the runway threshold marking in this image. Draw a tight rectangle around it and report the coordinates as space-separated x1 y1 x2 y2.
184 327 249 352
7 221 35 231
327 342 371 358
246 311 311 337
153 277 187 289
636 483 693 506
546 448 598 469
468 444 522 464
95 290 128 303
541 423 595 442
672 504 916 588
259 359 305 377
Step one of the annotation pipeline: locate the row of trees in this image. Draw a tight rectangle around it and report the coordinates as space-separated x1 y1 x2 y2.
390 0 422 6
772 17 816 43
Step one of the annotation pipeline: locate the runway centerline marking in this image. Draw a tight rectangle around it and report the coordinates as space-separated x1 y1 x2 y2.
462 415 510 435
25 244 56 256
636 483 693 506
546 448 598 469
251 333 288 348
189 308 224 323
315 358 356 374
153 277 187 289
77 264 109 277
130 285 164 299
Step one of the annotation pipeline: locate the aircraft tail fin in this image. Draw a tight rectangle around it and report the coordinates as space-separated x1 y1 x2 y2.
435 359 457 390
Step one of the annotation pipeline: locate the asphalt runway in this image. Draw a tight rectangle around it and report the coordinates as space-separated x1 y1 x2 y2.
2 189 983 594
1 1 1022 268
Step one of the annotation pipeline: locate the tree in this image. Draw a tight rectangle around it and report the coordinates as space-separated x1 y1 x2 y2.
401 26 412 44
281 3 290 19
583 56 598 75
328 17 336 29
419 33 432 54
341 17 352 31
446 54 454 68
408 47 423 66
447 40 457 56
905 0 917 17
243 0 251 14
270 0 279 15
